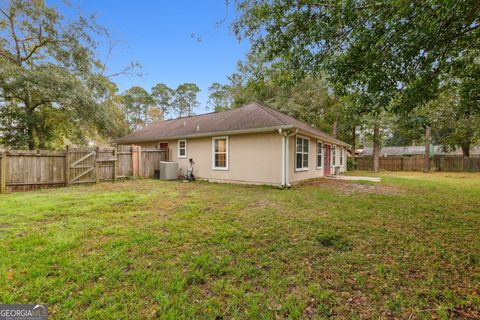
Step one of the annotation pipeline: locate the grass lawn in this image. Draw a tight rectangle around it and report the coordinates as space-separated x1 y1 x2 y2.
0 172 479 319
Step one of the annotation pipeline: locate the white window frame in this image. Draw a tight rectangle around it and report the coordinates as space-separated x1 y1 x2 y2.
178 139 187 158
340 147 344 166
212 136 229 170
332 145 336 167
295 135 310 171
316 141 323 169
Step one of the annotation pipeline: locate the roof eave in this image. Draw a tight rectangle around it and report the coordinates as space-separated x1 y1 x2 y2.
295 128 351 149
112 125 295 145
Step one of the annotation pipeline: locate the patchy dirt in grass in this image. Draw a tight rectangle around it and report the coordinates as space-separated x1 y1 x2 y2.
252 198 285 210
299 178 403 195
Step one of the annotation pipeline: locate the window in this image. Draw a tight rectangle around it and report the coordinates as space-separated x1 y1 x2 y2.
178 139 187 158
295 136 309 170
212 137 228 170
340 147 344 165
332 145 336 166
316 141 323 169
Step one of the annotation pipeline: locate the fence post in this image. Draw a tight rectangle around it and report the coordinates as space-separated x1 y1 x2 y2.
138 146 143 178
113 145 118 182
131 145 137 178
138 146 143 177
0 150 6 194
95 146 100 183
65 145 70 186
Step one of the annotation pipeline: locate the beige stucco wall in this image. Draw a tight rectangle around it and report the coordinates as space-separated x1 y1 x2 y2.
288 134 347 183
134 131 347 186
333 144 348 173
166 132 283 185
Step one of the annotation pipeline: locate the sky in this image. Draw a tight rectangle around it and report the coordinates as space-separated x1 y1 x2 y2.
56 0 250 114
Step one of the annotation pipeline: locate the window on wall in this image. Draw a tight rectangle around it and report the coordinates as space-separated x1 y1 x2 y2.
340 147 344 165
316 141 323 169
296 136 309 170
178 139 187 158
332 145 336 166
212 137 228 170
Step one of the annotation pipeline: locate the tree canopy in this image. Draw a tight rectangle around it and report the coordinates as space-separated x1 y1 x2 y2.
231 0 480 167
120 82 201 132
0 0 130 149
1 0 478 158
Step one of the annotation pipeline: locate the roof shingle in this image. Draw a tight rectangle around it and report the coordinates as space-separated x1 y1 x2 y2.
113 102 350 147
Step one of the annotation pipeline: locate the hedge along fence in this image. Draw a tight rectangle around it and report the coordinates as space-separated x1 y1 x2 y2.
0 145 167 193
356 155 480 172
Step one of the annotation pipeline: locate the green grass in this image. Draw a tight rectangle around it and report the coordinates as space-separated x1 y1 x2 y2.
0 172 479 319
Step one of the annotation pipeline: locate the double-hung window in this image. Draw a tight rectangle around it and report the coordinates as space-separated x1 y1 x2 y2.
316 141 323 169
340 147 344 165
178 139 187 158
332 145 336 166
295 136 309 170
212 137 228 170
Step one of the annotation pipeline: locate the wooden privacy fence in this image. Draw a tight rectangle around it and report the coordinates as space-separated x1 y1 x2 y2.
0 145 166 193
356 156 480 172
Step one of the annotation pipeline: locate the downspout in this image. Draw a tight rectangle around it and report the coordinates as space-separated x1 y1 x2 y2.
278 128 297 188
279 128 286 187
284 130 297 187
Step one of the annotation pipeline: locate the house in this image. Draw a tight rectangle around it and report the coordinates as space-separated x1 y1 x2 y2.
114 102 350 186
359 145 480 157
359 146 428 157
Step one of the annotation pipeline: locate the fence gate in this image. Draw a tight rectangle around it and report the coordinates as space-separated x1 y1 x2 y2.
67 147 96 184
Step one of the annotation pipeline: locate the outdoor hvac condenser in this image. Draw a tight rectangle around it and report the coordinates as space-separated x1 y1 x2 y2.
160 161 178 180
334 166 341 175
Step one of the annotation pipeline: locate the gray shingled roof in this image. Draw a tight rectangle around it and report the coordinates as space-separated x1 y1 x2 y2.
113 102 350 147
434 145 480 155
361 146 426 156
361 145 480 156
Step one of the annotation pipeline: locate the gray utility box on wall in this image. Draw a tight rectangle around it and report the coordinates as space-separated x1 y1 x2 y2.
160 161 178 180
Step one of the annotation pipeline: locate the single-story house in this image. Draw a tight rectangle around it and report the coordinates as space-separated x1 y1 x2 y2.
359 146 427 157
114 102 350 186
359 145 480 157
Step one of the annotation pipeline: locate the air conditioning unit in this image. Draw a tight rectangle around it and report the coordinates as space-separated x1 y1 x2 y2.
160 161 178 180
334 166 341 175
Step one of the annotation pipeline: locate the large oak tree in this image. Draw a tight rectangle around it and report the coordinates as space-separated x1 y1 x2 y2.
0 0 129 149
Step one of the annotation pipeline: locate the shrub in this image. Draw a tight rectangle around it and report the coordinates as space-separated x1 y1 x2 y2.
347 157 356 171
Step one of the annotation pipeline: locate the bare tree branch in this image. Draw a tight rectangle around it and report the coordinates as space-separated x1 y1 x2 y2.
1 8 22 65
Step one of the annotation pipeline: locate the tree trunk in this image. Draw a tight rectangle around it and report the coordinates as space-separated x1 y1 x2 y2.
424 126 431 172
25 106 36 150
36 128 46 149
331 119 338 138
351 126 356 169
372 125 380 172
462 145 470 157
27 125 35 150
